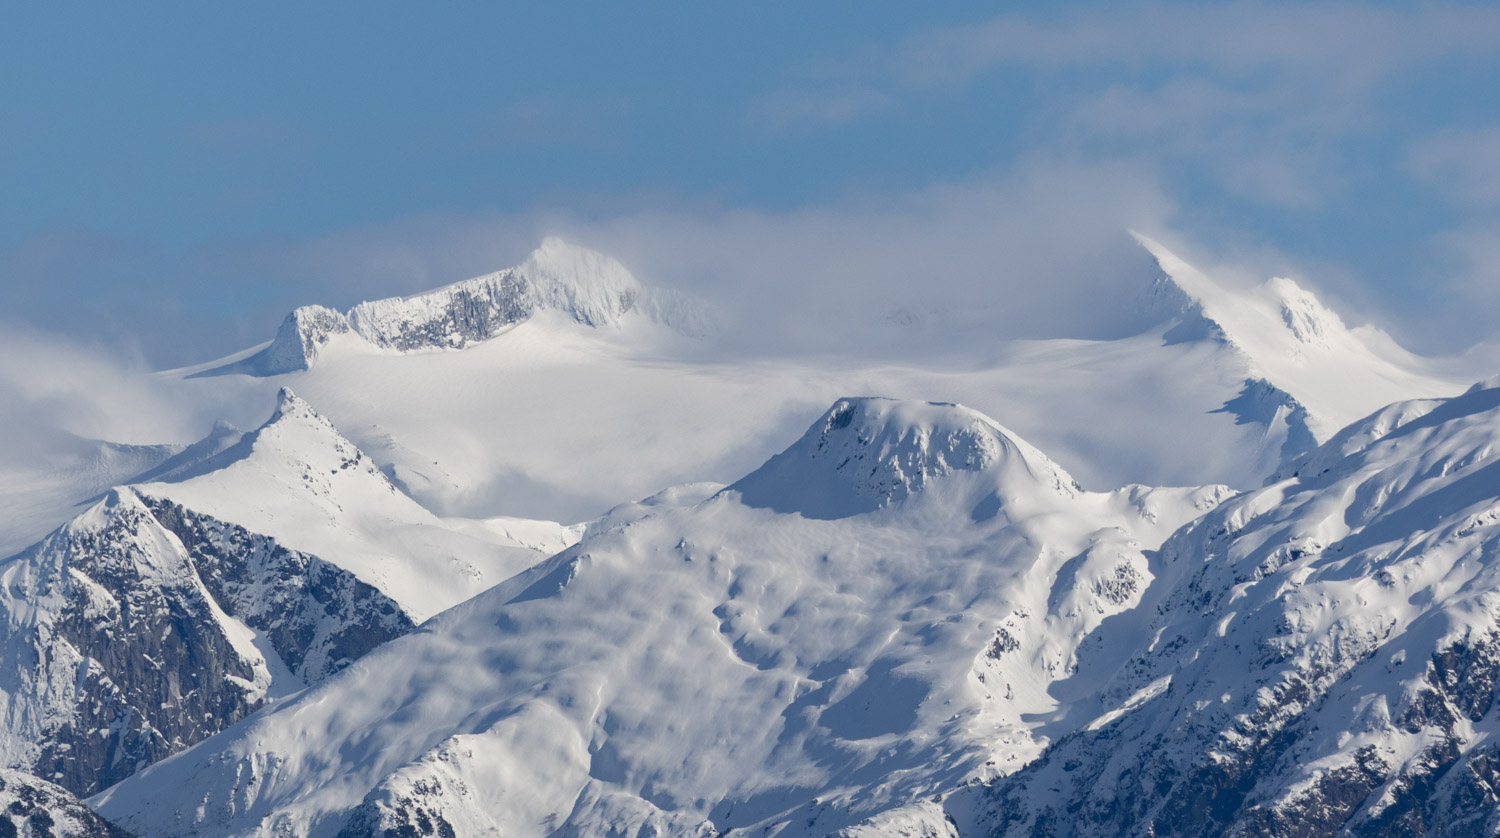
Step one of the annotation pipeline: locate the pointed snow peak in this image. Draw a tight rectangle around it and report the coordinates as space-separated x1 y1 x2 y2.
1131 233 1230 346
257 389 365 460
521 236 637 290
1133 233 1357 354
730 397 1079 520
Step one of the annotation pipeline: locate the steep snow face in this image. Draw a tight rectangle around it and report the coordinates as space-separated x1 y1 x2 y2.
140 388 565 623
1134 233 1460 448
218 238 711 376
0 486 411 796
955 377 1500 836
92 398 1229 838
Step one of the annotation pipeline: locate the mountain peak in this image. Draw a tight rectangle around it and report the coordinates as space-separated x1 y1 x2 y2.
729 397 1079 520
207 239 709 377
1131 232 1350 356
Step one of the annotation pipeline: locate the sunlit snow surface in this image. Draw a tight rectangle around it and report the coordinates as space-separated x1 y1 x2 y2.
6 236 1495 834
93 398 1229 837
157 238 1468 528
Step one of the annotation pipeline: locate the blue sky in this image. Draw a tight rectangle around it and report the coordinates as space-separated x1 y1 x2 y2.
4 2 1500 364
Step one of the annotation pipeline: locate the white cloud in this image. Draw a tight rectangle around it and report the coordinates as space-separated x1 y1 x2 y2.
0 325 268 465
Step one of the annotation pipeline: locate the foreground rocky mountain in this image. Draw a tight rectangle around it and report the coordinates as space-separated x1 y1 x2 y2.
843 376 1500 836
91 398 1229 836
0 390 573 798
86 375 1500 837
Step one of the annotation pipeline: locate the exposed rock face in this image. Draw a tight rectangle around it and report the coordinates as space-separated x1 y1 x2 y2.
0 488 411 796
217 238 712 376
955 379 1500 837
0 769 135 837
143 498 413 684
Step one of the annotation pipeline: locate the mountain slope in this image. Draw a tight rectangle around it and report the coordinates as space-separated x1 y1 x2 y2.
0 769 135 837
165 237 1464 525
0 486 412 796
0 389 574 797
139 388 566 623
941 376 1500 836
204 238 713 377
91 397 1229 837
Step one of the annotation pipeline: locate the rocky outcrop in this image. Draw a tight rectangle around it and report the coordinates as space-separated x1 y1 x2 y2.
0 770 135 837
955 378 1500 837
0 488 411 796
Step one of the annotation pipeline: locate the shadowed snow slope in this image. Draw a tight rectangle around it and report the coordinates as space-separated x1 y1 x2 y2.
91 398 1230 838
937 376 1500 836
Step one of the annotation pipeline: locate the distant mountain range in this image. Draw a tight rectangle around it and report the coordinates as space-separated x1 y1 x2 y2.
3 236 1497 836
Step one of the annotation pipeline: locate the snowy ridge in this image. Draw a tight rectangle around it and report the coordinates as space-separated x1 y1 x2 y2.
1134 233 1461 450
92 398 1229 838
140 388 567 623
212 238 712 376
950 375 1500 835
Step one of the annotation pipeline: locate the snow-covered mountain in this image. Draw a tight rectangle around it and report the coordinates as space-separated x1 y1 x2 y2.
91 397 1230 837
897 376 1500 835
0 769 134 837
1135 233 1453 475
202 237 714 378
164 236 1465 526
137 388 567 623
1 233 1495 835
0 390 575 798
